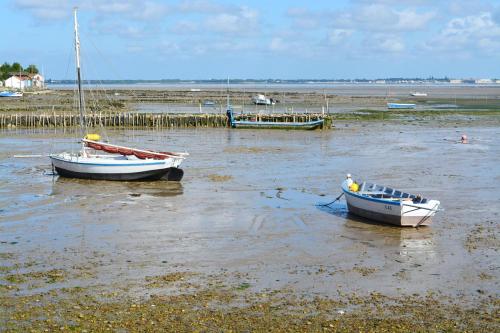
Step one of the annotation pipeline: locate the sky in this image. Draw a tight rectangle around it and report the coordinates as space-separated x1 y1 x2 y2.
1 0 499 80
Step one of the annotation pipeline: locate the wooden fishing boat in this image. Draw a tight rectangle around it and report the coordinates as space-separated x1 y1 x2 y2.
49 9 188 181
226 107 324 130
341 177 440 227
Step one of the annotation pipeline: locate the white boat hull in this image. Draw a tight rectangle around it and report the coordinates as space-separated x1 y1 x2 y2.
50 153 185 181
342 182 440 227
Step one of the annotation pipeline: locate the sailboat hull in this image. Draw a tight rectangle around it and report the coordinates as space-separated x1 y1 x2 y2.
50 154 184 181
54 166 176 181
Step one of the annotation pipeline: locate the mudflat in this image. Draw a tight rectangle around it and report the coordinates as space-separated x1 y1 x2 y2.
1 116 499 331
1 84 499 115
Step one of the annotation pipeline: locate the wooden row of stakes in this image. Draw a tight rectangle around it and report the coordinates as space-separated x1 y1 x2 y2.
0 112 331 129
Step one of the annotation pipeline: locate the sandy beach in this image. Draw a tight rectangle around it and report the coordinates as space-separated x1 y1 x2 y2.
1 113 499 331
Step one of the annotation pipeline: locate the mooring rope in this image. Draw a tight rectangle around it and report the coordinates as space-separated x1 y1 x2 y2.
317 192 344 207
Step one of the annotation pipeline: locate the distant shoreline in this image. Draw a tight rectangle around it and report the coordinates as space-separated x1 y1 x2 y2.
46 80 500 86
46 81 500 93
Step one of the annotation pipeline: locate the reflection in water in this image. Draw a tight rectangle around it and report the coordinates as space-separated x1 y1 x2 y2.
51 177 184 199
343 218 436 262
318 200 435 260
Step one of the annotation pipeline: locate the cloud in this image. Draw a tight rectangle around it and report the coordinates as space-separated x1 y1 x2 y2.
364 34 406 53
395 8 436 30
170 20 199 34
286 7 325 30
328 29 354 45
157 41 181 55
13 0 169 22
88 1 169 21
13 0 72 21
333 4 436 32
154 37 254 57
205 6 259 35
177 0 231 14
266 35 320 58
269 37 289 52
424 12 500 53
286 3 435 34
96 23 146 39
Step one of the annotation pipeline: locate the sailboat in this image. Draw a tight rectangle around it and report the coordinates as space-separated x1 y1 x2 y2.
49 9 188 181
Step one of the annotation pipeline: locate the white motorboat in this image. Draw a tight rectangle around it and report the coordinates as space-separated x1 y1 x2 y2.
252 94 275 105
341 177 440 227
49 9 188 181
410 92 427 97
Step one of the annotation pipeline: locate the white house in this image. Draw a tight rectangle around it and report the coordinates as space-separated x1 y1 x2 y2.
4 73 44 89
5 74 32 89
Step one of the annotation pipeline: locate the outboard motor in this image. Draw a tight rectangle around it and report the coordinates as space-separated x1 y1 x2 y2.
226 107 235 128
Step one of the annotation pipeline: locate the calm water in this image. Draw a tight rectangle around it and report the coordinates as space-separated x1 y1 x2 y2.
0 122 499 297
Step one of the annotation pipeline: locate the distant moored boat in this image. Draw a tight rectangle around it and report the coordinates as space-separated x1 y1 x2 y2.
387 103 416 109
0 91 23 97
410 92 427 97
252 94 275 105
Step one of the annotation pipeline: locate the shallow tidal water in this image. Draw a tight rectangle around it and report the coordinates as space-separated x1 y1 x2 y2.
0 121 499 300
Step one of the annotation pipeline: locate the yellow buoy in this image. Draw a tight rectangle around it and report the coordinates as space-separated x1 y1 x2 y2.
349 182 359 192
85 133 101 141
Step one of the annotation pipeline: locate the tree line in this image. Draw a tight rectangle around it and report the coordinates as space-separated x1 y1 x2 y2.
1 62 39 81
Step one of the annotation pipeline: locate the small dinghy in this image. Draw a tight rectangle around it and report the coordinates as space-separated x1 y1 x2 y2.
341 175 440 227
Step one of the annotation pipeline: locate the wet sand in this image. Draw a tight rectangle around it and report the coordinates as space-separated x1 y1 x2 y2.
1 118 499 330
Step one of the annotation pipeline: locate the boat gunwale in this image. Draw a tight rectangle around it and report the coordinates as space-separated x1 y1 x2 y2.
49 154 169 167
233 119 323 126
342 187 402 206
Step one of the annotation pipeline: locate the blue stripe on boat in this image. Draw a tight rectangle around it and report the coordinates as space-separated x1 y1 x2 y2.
343 189 401 206
50 156 165 167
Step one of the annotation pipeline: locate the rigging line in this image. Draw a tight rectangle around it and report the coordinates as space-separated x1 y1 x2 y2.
77 36 111 142
84 31 125 82
80 33 125 143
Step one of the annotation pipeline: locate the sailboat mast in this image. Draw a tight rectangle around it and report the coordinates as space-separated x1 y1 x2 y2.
73 8 86 134
226 77 230 109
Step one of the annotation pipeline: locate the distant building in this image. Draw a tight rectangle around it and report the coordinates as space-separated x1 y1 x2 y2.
475 78 493 84
375 80 386 84
31 74 45 88
4 73 44 90
449 79 463 84
5 74 32 89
